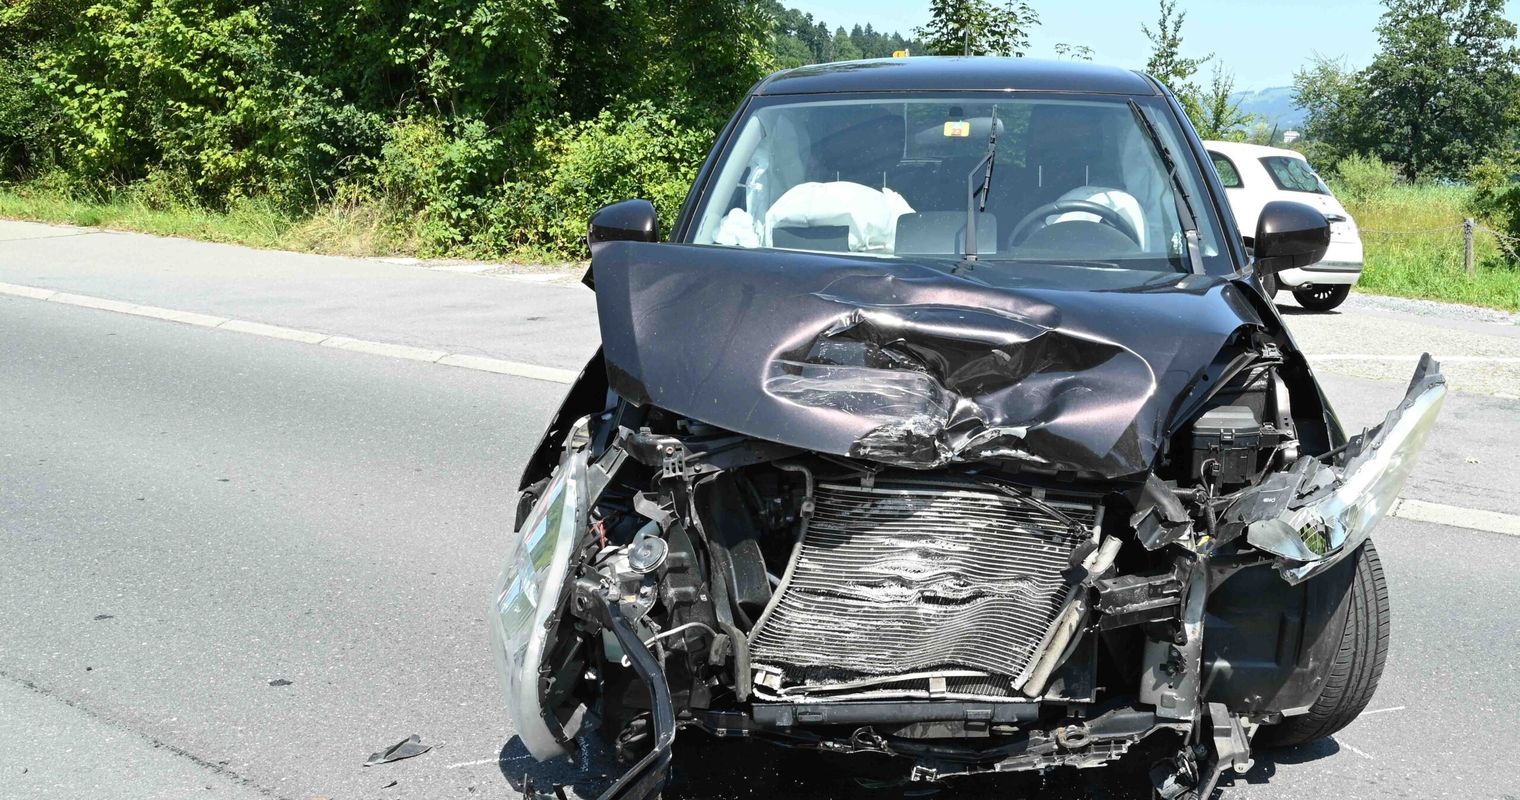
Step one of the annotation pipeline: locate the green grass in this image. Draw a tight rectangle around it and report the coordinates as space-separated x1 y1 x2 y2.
3 182 1518 311
0 189 297 249
0 185 437 259
1345 184 1520 312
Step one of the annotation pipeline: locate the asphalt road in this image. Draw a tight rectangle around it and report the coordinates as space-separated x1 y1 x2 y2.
3 223 1519 799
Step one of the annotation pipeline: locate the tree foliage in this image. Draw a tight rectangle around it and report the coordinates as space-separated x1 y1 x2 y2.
0 0 775 255
763 2 916 67
1141 0 1213 124
1294 0 1520 181
916 0 1040 57
1194 65 1255 141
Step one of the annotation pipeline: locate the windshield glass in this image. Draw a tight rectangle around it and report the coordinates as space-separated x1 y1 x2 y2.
688 93 1229 273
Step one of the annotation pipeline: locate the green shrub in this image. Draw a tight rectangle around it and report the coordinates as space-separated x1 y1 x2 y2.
1468 151 1520 243
487 102 711 257
1330 152 1398 203
373 115 519 254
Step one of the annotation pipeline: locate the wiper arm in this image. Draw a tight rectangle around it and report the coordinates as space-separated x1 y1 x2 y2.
964 105 1000 261
1127 100 1206 275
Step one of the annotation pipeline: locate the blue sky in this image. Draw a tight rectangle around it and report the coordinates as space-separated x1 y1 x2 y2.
787 0 1520 90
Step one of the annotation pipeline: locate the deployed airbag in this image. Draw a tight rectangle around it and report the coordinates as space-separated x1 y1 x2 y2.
764 181 914 252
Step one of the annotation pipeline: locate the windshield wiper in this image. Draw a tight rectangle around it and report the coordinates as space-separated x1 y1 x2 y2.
963 106 1000 261
1127 100 1206 275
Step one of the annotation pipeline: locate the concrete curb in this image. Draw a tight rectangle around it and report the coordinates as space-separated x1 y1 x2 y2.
0 280 576 384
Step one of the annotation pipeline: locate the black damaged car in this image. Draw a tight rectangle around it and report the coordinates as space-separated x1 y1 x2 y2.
489 58 1445 799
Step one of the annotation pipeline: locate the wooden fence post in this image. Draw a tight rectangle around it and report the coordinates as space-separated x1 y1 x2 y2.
1463 218 1476 277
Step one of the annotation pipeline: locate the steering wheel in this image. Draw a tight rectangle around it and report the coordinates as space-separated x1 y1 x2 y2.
1008 199 1141 248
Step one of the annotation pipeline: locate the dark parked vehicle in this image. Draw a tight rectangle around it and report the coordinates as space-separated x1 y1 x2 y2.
490 58 1445 799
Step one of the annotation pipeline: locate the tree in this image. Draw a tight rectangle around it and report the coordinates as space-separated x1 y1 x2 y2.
1141 0 1212 121
1291 56 1369 167
1293 1 1520 181
1357 0 1520 181
916 0 1040 57
832 26 862 61
1194 64 1255 140
1053 42 1094 61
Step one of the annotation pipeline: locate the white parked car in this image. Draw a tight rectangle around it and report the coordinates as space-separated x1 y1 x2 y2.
1205 140 1364 311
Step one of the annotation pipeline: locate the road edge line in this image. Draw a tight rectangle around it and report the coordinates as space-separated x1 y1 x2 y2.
1391 498 1520 537
0 280 572 384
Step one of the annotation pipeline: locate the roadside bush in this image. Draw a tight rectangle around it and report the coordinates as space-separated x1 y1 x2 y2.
373 116 520 254
487 102 712 257
1468 151 1520 245
1330 152 1398 203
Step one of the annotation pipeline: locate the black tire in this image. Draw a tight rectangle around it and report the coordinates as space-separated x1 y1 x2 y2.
1292 284 1350 312
1258 541 1391 747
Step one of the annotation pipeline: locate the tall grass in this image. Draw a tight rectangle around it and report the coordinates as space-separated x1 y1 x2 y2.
1343 184 1520 311
4 179 1519 311
0 184 430 259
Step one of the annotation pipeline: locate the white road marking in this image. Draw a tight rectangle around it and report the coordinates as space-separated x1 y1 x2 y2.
320 336 449 363
1359 705 1406 716
1391 498 1520 537
445 757 503 769
1341 741 1376 760
438 353 579 383
218 319 329 344
0 280 573 384
0 281 57 300
1310 354 1520 364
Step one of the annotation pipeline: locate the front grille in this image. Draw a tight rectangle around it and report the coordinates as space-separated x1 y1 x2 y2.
748 481 1099 699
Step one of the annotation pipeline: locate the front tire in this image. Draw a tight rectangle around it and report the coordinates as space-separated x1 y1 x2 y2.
1258 540 1390 747
1292 284 1350 312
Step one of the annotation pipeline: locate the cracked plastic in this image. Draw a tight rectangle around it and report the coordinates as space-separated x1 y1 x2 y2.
1241 355 1445 583
593 241 1265 478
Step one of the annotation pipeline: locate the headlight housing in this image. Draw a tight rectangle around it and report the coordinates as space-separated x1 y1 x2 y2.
488 446 587 760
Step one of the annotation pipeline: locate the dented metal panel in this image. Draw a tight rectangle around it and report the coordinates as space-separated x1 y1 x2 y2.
593 241 1265 478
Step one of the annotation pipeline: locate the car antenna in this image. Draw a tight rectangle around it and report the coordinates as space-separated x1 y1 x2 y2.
1127 99 1207 275
963 105 999 261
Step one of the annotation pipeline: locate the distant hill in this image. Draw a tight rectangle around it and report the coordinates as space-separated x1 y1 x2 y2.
1229 86 1305 128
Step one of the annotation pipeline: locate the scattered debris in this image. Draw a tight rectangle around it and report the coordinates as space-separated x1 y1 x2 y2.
268 678 293 687
365 734 432 766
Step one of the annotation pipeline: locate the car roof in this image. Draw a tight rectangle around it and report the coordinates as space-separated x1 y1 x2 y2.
1203 140 1308 162
754 57 1161 97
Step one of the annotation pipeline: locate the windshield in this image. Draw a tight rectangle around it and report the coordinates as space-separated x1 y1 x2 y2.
688 93 1230 273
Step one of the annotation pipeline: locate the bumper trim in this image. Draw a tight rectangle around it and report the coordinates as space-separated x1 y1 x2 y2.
594 600 676 800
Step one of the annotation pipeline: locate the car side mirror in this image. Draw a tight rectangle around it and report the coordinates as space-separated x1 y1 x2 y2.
588 199 659 258
1254 200 1330 275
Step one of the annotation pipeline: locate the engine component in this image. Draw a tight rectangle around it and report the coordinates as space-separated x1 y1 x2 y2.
1190 405 1270 486
747 480 1100 700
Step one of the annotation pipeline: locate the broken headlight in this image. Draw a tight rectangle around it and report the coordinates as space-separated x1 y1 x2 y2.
488 446 587 760
1260 357 1445 583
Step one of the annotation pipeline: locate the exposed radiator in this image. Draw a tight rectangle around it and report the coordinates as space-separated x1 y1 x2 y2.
748 480 1100 700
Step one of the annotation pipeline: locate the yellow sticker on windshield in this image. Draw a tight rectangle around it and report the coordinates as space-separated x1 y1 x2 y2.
943 121 971 137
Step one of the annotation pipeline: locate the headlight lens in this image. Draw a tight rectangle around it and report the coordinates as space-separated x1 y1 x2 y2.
489 448 586 760
1281 375 1445 583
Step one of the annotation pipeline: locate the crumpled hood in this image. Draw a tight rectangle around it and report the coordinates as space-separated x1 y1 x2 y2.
593 242 1265 479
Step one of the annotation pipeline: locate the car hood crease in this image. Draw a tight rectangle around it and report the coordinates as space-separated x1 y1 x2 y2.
593 242 1264 479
